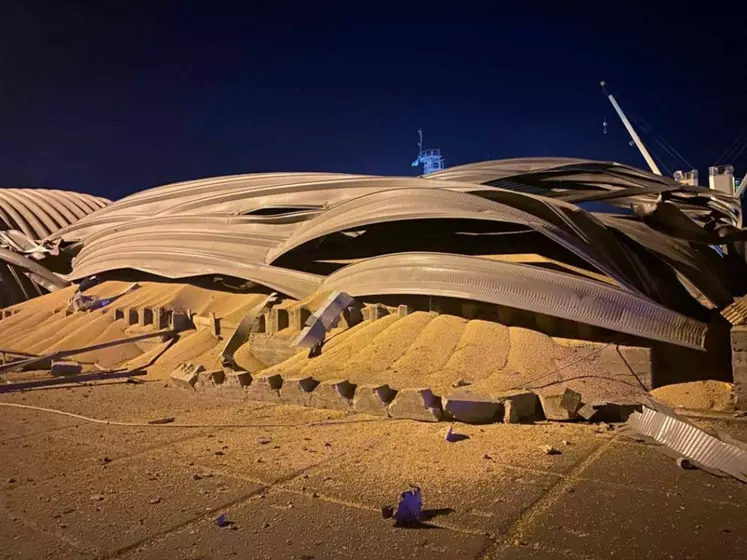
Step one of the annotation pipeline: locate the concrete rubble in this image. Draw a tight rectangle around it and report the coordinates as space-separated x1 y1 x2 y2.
388 388 443 423
353 384 397 416
169 363 205 389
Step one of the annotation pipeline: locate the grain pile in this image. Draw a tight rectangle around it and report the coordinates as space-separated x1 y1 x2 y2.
269 315 648 402
651 381 735 411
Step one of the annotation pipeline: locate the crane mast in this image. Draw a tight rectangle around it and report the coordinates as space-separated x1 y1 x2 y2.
600 81 662 176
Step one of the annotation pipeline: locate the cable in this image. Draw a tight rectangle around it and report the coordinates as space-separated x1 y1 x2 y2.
714 128 747 165
729 136 747 165
625 111 679 173
504 343 611 392
624 104 693 170
0 402 389 429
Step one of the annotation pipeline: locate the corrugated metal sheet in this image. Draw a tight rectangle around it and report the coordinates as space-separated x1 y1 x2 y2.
320 252 707 349
627 406 747 482
0 188 109 240
267 187 640 293
0 188 109 307
9 160 743 351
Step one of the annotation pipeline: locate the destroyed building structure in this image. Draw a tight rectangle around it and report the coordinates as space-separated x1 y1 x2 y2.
2 158 747 409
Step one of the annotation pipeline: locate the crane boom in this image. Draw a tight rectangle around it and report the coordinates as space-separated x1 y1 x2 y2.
600 81 662 176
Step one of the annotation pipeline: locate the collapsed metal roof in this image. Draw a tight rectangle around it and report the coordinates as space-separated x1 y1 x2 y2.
6 159 747 349
0 189 110 306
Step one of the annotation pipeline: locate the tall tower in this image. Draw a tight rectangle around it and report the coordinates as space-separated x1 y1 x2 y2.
411 129 445 175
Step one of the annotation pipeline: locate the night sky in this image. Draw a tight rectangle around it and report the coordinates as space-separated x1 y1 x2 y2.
1 2 745 200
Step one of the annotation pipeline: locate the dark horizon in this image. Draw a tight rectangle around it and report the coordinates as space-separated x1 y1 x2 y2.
1 2 745 199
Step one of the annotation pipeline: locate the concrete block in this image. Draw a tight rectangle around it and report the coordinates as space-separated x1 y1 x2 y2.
494 390 539 423
538 393 580 421
139 307 154 326
388 388 443 422
153 307 168 330
245 374 283 403
170 310 192 332
309 379 356 411
209 312 220 337
362 304 389 322
50 361 82 376
126 308 139 326
195 369 225 390
281 376 320 406
170 362 205 390
443 391 502 424
560 388 582 413
354 384 397 416
215 370 251 397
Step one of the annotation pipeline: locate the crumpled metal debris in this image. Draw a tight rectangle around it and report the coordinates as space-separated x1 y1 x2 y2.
625 405 747 483
291 291 354 349
68 281 140 313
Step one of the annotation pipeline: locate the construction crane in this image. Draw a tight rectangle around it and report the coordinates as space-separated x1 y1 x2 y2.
600 81 662 176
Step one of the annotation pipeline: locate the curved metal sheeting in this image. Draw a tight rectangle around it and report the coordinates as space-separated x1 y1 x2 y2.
46 174 495 243
67 249 322 300
429 159 742 229
321 252 707 350
0 247 69 290
0 188 109 240
595 214 738 308
267 188 640 292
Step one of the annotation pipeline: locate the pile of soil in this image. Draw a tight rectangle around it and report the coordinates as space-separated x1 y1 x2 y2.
651 381 735 411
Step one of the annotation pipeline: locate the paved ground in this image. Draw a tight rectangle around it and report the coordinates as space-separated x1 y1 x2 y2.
1 379 746 559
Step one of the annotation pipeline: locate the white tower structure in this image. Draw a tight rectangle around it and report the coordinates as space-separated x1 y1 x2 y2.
411 129 445 175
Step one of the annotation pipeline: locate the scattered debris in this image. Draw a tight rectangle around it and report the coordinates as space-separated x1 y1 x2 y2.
393 486 423 527
576 403 598 420
147 417 175 425
625 406 747 482
452 378 471 388
560 389 582 414
89 494 105 501
444 425 470 443
169 362 205 390
215 513 229 527
257 437 272 445
0 328 176 376
540 445 561 456
381 505 394 519
148 497 161 505
562 440 572 446
50 360 83 376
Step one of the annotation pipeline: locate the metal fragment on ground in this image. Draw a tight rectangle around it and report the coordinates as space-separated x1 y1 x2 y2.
626 406 747 483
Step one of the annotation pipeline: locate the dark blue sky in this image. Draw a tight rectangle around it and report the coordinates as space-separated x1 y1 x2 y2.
1 2 745 199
